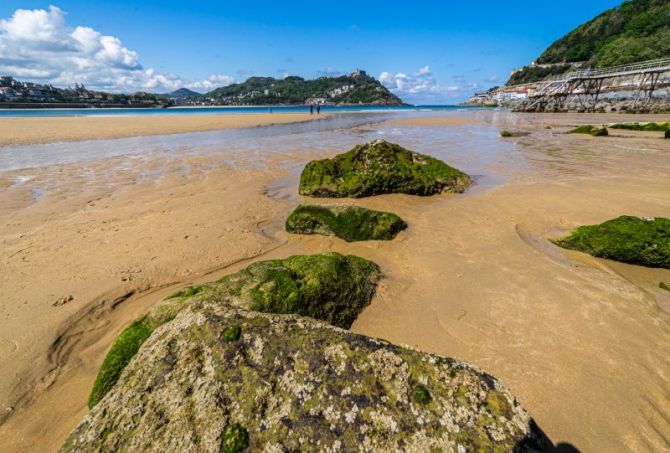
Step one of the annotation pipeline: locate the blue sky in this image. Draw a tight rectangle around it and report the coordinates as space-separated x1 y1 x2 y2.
0 0 623 103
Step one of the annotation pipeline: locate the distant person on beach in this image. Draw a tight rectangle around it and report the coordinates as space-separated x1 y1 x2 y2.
317 105 321 115
310 105 314 115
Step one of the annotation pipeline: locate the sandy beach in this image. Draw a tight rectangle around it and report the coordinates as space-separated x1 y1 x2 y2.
0 112 317 146
1 111 669 452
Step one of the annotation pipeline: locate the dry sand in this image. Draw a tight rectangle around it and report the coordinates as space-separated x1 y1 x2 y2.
0 112 317 146
1 112 670 452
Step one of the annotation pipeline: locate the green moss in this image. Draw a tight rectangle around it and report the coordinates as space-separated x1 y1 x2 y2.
568 125 608 136
413 385 432 404
610 122 669 132
660 282 670 291
298 139 473 198
285 204 407 242
222 252 381 329
554 216 670 268
88 317 154 408
486 390 513 419
89 253 380 410
222 325 241 342
499 130 530 138
166 285 206 300
220 423 249 453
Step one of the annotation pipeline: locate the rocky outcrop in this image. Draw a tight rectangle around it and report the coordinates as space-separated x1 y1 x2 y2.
554 216 670 268
610 122 669 132
567 125 608 137
285 204 407 242
63 302 549 452
500 130 530 138
87 253 381 408
298 140 473 198
512 96 670 114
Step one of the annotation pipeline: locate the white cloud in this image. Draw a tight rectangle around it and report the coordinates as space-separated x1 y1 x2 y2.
187 74 236 91
379 66 480 103
0 5 234 93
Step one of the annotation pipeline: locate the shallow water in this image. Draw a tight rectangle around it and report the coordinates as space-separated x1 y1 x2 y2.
0 110 526 210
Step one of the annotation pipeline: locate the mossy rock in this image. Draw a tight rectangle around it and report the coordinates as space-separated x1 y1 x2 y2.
610 122 669 132
500 130 530 138
298 139 473 198
568 125 608 136
660 282 670 291
285 204 407 242
554 216 670 269
63 304 551 452
86 253 381 408
87 317 154 408
665 130 670 139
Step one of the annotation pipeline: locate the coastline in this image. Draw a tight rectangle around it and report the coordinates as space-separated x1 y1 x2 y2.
0 112 320 147
1 111 669 451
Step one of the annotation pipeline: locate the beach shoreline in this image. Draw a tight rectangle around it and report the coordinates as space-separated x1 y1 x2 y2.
1 111 669 452
0 112 320 147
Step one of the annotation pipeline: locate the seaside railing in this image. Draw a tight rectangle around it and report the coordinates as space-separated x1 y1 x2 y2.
545 58 670 83
496 57 670 94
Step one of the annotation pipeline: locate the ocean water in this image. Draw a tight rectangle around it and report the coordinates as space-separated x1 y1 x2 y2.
0 104 470 118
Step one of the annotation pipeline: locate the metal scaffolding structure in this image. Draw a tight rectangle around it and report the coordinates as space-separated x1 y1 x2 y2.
517 58 670 112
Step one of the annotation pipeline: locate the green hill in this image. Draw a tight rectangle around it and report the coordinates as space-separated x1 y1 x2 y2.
203 70 404 105
508 0 670 85
168 88 201 98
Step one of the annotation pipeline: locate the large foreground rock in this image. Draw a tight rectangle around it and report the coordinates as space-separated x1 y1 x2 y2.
299 140 473 198
63 302 549 452
87 253 381 408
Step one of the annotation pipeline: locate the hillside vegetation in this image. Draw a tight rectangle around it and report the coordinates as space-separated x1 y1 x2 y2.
508 0 670 85
204 70 403 105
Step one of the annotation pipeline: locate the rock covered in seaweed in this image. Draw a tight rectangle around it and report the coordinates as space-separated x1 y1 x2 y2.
298 139 473 198
554 215 670 269
286 204 407 242
567 125 608 136
63 302 550 452
87 252 381 408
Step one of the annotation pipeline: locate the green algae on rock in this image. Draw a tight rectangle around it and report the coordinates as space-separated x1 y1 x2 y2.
660 282 670 291
610 122 669 132
568 125 608 136
220 423 249 453
298 139 473 198
218 252 381 329
166 284 206 300
554 216 670 269
285 204 407 242
87 317 154 408
63 303 550 452
500 130 530 138
86 253 381 408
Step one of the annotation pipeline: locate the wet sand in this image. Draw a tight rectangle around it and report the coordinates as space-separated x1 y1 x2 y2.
1 111 669 452
0 112 317 146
